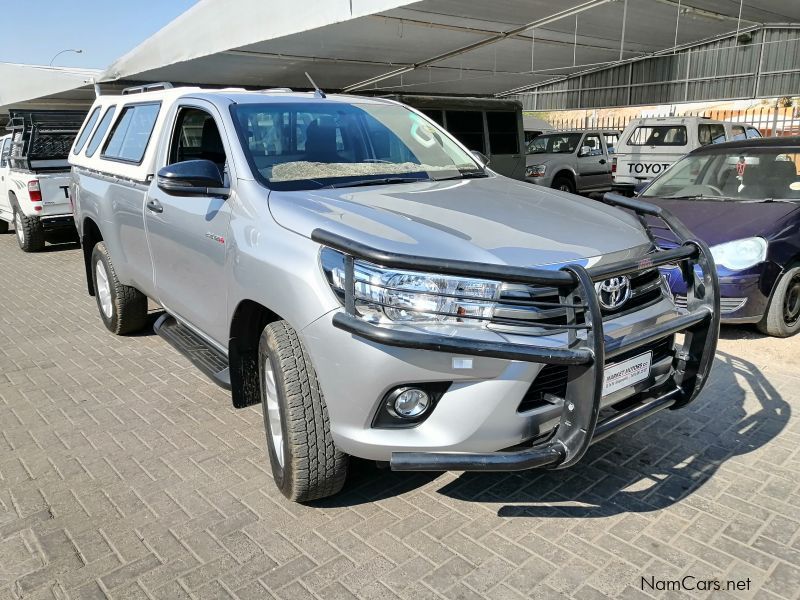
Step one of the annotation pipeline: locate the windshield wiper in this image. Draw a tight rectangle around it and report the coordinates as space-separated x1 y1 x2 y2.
665 194 738 201
325 177 432 189
434 171 489 181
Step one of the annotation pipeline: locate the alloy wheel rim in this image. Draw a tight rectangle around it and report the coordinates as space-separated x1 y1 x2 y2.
784 274 800 327
95 261 113 319
559 184 571 192
263 358 284 468
15 213 23 244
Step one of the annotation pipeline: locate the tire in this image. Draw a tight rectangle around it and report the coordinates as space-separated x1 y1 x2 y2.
0 220 8 234
757 266 800 337
552 175 576 194
90 242 148 335
258 320 348 502
13 207 45 252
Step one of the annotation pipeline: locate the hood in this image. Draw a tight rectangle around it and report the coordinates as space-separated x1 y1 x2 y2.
645 197 800 246
525 153 563 167
269 176 651 268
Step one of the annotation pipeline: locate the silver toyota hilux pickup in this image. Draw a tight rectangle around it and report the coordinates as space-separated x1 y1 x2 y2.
69 83 719 502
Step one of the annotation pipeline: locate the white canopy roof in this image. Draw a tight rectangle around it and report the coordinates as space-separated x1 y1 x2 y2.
0 63 100 119
99 0 798 97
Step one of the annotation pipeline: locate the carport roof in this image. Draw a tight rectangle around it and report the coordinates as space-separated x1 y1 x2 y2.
100 0 800 97
0 63 101 120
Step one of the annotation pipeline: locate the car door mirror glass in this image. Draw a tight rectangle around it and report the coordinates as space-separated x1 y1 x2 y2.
578 145 593 157
157 159 229 197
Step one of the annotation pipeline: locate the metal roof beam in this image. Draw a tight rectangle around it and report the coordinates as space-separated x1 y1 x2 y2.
342 0 615 92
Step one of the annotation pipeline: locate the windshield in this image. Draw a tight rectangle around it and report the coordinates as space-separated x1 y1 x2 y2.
642 148 800 200
231 102 483 190
527 133 582 154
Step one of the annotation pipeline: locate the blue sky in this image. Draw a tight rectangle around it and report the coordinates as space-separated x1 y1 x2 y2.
0 0 198 69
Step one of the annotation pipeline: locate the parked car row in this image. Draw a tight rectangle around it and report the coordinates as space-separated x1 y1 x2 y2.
2 86 796 504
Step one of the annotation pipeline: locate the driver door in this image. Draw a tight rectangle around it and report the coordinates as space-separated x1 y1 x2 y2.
144 102 233 346
576 133 608 191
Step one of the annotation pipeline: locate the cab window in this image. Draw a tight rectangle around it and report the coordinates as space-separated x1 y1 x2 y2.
486 111 519 155
445 111 485 153
627 125 687 146
102 103 161 164
73 107 101 155
85 106 116 158
746 127 762 139
698 123 726 146
731 125 747 141
169 107 226 175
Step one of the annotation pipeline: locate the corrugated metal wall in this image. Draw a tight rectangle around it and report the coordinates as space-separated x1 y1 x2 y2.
516 27 800 110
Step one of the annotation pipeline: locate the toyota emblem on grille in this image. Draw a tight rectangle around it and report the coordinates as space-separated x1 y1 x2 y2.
595 276 632 310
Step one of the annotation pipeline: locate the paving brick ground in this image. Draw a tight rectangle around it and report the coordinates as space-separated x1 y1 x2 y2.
0 232 798 600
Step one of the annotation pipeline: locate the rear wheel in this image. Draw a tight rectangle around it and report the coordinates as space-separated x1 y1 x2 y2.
90 242 148 335
13 208 45 252
552 176 576 194
758 266 800 337
258 320 348 502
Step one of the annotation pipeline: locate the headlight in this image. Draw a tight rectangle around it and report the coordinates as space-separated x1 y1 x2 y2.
321 248 500 325
709 237 767 271
525 164 546 178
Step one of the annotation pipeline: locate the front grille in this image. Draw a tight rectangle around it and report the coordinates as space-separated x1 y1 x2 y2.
490 268 664 335
517 335 675 413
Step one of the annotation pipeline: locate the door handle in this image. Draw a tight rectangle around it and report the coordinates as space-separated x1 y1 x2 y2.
146 199 163 214
599 159 607 165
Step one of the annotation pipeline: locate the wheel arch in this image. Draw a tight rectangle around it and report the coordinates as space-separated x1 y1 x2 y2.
82 217 104 296
551 169 577 190
228 299 283 409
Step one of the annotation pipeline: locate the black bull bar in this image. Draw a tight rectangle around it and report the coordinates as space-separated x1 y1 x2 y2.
310 193 720 472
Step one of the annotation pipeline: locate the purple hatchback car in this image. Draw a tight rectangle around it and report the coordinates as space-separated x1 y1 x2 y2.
628 136 800 337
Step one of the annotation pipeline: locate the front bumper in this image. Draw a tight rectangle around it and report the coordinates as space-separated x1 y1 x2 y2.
310 193 720 472
525 175 552 187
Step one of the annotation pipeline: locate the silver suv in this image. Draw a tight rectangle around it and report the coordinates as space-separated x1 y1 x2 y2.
70 84 719 502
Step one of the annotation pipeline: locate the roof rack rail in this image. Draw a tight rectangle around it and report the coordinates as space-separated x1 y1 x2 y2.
260 87 293 93
122 82 174 95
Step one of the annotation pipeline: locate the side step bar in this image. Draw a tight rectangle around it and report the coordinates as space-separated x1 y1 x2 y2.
154 314 231 390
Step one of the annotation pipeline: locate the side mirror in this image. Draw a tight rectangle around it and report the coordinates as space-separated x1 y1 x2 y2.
471 150 490 167
157 159 229 197
578 145 593 157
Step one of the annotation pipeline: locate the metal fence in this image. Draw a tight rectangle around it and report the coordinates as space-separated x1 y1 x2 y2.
545 106 800 137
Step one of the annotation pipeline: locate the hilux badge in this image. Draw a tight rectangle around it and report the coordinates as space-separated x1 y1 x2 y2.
595 276 631 310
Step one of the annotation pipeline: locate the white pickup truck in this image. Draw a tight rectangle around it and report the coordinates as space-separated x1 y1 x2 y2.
0 110 85 251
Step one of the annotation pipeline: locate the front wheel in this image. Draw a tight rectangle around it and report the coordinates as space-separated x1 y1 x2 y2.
758 266 800 337
90 242 148 335
551 176 576 194
14 208 45 252
258 320 348 502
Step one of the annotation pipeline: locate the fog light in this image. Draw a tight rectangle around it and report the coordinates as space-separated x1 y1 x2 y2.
392 388 430 418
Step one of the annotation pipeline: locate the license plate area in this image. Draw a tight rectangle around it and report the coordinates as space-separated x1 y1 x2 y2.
602 351 652 397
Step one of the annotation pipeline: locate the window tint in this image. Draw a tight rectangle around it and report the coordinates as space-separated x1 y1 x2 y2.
579 134 603 157
445 111 485 153
747 127 762 139
604 133 619 153
627 125 687 146
0 138 10 167
486 111 519 155
73 107 101 155
169 107 226 172
698 123 726 146
85 106 116 157
102 103 160 163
